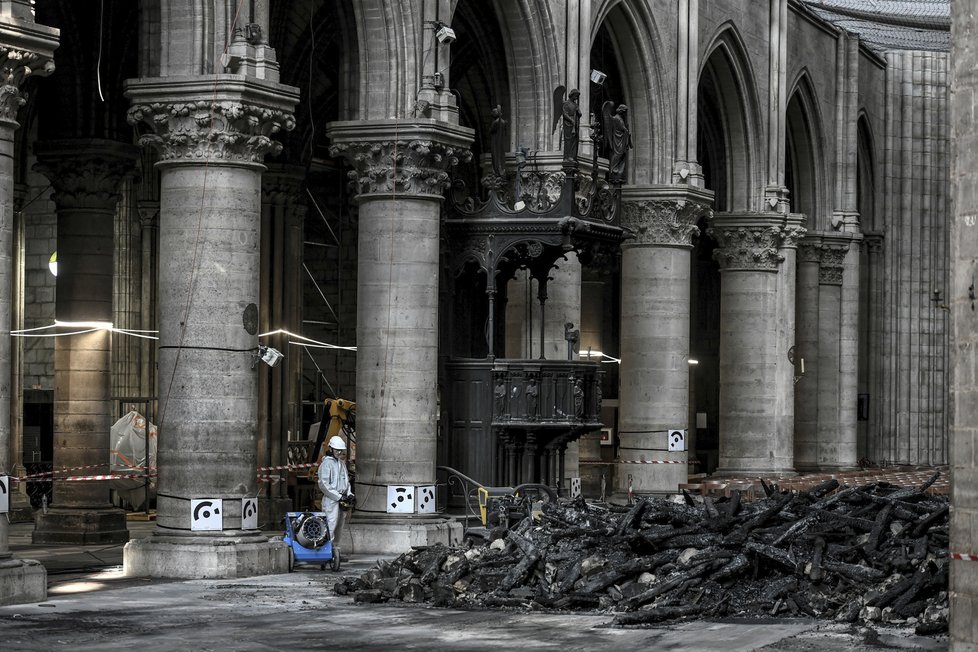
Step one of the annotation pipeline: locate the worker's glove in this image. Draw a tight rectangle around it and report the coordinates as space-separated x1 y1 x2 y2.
339 493 356 510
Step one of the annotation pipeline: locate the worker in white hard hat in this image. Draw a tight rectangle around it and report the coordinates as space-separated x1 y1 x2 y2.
318 435 353 560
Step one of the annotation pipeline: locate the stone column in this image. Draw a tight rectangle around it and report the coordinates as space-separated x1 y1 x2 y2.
123 77 298 578
615 187 710 494
259 165 306 525
950 3 978 644
709 213 795 476
327 120 472 552
776 215 805 456
0 7 57 603
136 201 159 398
31 140 138 545
863 233 884 463
815 233 855 469
839 234 862 466
794 235 822 470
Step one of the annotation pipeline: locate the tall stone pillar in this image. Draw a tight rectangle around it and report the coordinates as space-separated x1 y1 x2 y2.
327 120 471 551
863 233 884 462
123 77 298 578
794 235 822 470
0 4 57 603
615 187 709 494
950 3 978 644
136 201 159 398
259 165 306 525
815 233 856 469
710 213 796 476
31 140 137 545
776 215 805 455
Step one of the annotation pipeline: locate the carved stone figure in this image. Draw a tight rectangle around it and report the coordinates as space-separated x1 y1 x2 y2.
494 376 506 415
489 104 507 178
564 322 580 360
573 377 585 419
552 86 581 163
603 102 633 184
525 376 539 421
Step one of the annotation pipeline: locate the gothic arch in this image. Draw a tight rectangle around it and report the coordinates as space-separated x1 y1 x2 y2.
697 23 763 211
590 0 671 184
785 70 829 225
857 113 879 232
486 0 561 148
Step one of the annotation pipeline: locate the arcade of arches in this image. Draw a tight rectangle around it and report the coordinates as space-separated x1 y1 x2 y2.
0 1 972 647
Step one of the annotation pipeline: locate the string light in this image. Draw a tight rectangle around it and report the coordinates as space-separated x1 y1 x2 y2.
259 328 357 351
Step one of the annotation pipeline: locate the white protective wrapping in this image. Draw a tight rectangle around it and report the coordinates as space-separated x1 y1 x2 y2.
109 411 157 508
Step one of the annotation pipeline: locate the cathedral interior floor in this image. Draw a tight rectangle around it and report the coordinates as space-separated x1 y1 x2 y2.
1 520 947 651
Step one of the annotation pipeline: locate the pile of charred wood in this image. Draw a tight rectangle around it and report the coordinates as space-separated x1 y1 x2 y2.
333 474 949 633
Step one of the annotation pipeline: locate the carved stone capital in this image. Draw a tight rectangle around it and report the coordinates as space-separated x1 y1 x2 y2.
128 100 294 164
621 199 704 247
780 214 807 250
136 200 159 230
798 234 823 263
0 25 59 125
33 140 139 210
708 215 786 271
817 244 849 286
126 76 299 166
864 231 884 255
262 165 306 206
327 120 473 199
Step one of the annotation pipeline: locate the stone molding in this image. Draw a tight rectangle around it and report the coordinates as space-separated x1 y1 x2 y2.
620 199 705 247
327 119 473 199
126 76 299 165
33 140 139 210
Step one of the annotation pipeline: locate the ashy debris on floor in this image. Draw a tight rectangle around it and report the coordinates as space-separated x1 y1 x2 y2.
334 474 949 634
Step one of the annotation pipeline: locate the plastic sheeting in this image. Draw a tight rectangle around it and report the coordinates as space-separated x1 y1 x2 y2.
109 411 157 509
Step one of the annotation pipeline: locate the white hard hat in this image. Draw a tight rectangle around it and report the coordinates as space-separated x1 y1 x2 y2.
327 435 347 451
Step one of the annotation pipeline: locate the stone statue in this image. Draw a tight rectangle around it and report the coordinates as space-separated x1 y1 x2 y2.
525 376 539 421
552 86 581 163
602 101 633 184
494 376 506 415
564 322 580 360
573 377 585 419
489 104 507 178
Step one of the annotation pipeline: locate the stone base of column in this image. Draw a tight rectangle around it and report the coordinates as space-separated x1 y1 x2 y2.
32 507 129 545
0 558 46 606
344 515 463 556
259 497 293 532
7 491 34 523
712 466 797 479
123 533 288 578
814 464 861 473
614 459 688 495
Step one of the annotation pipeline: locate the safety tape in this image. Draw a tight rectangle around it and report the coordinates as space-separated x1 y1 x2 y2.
580 460 699 465
256 463 316 472
950 552 978 562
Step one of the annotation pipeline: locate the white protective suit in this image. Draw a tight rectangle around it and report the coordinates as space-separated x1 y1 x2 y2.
318 454 351 546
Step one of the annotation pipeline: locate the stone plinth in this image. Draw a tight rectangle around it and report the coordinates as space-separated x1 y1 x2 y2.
124 534 287 579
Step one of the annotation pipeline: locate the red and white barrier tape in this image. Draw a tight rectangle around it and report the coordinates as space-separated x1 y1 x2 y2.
581 459 698 465
257 463 316 472
951 552 978 562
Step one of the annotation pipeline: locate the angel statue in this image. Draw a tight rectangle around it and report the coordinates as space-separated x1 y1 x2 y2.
602 101 633 184
552 86 581 163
